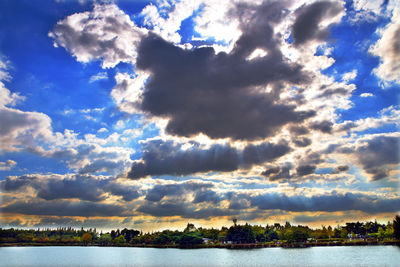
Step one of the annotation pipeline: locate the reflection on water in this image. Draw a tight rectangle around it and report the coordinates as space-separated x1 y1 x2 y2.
1 245 400 267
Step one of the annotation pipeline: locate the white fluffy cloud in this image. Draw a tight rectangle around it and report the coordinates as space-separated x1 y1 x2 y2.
0 60 53 152
49 3 147 68
370 8 400 85
110 72 149 114
0 160 17 171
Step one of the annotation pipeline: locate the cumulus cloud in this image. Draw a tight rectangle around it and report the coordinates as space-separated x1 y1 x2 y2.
334 105 400 134
137 201 238 219
262 163 293 181
136 32 313 140
360 92 374 97
1 174 107 201
30 142 133 176
251 191 400 214
355 134 400 180
145 181 215 202
296 164 317 176
49 3 146 68
0 107 54 152
292 1 343 46
140 0 202 43
310 120 333 133
0 61 54 153
128 139 291 178
0 160 17 171
292 136 312 147
2 200 128 217
331 165 350 174
1 174 141 202
370 8 400 85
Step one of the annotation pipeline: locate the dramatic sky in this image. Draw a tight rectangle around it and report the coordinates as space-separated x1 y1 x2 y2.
0 0 399 231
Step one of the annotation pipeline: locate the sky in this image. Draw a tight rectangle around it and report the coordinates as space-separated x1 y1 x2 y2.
0 0 399 231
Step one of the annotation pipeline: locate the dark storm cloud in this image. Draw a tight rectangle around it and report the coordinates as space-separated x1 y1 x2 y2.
129 140 239 179
104 182 141 202
331 165 349 174
145 181 214 202
136 1 315 141
292 1 343 45
192 189 221 204
301 151 324 165
34 175 107 202
310 120 333 133
318 87 350 98
289 125 309 135
137 189 400 218
1 174 141 202
2 200 127 217
262 163 293 181
242 142 292 167
137 201 239 219
292 137 312 147
261 166 281 177
0 175 35 191
128 139 291 179
356 135 400 180
293 213 346 223
393 27 400 53
334 121 357 133
79 159 121 174
296 164 316 176
29 144 128 175
250 191 400 214
33 217 83 227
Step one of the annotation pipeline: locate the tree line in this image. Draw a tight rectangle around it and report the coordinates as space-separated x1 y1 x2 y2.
1 215 399 246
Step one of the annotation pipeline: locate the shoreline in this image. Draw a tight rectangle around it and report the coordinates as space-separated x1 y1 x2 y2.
1 240 399 249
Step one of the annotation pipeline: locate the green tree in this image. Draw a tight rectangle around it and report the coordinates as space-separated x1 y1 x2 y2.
340 228 348 239
98 234 112 246
113 235 126 245
177 233 203 246
384 224 394 239
394 215 400 240
377 227 385 240
284 229 294 242
226 224 255 243
184 223 196 233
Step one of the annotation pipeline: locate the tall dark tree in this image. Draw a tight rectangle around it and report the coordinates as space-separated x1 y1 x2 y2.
394 215 400 240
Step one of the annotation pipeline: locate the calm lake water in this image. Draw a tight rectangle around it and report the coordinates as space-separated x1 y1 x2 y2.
1 246 399 267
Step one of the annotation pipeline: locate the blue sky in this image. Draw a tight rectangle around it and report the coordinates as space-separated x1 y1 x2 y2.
0 0 399 230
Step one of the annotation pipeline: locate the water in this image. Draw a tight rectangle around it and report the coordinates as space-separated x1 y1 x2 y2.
1 246 399 267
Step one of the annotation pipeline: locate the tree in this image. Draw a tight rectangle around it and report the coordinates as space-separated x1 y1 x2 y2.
98 234 112 246
82 233 92 244
284 229 294 243
113 235 126 245
177 233 203 246
265 229 278 241
394 215 400 240
184 223 196 233
384 224 394 239
377 227 385 240
226 224 255 244
121 228 140 243
340 228 348 239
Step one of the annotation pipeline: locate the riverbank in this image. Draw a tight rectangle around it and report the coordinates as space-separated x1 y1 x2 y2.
1 239 399 248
